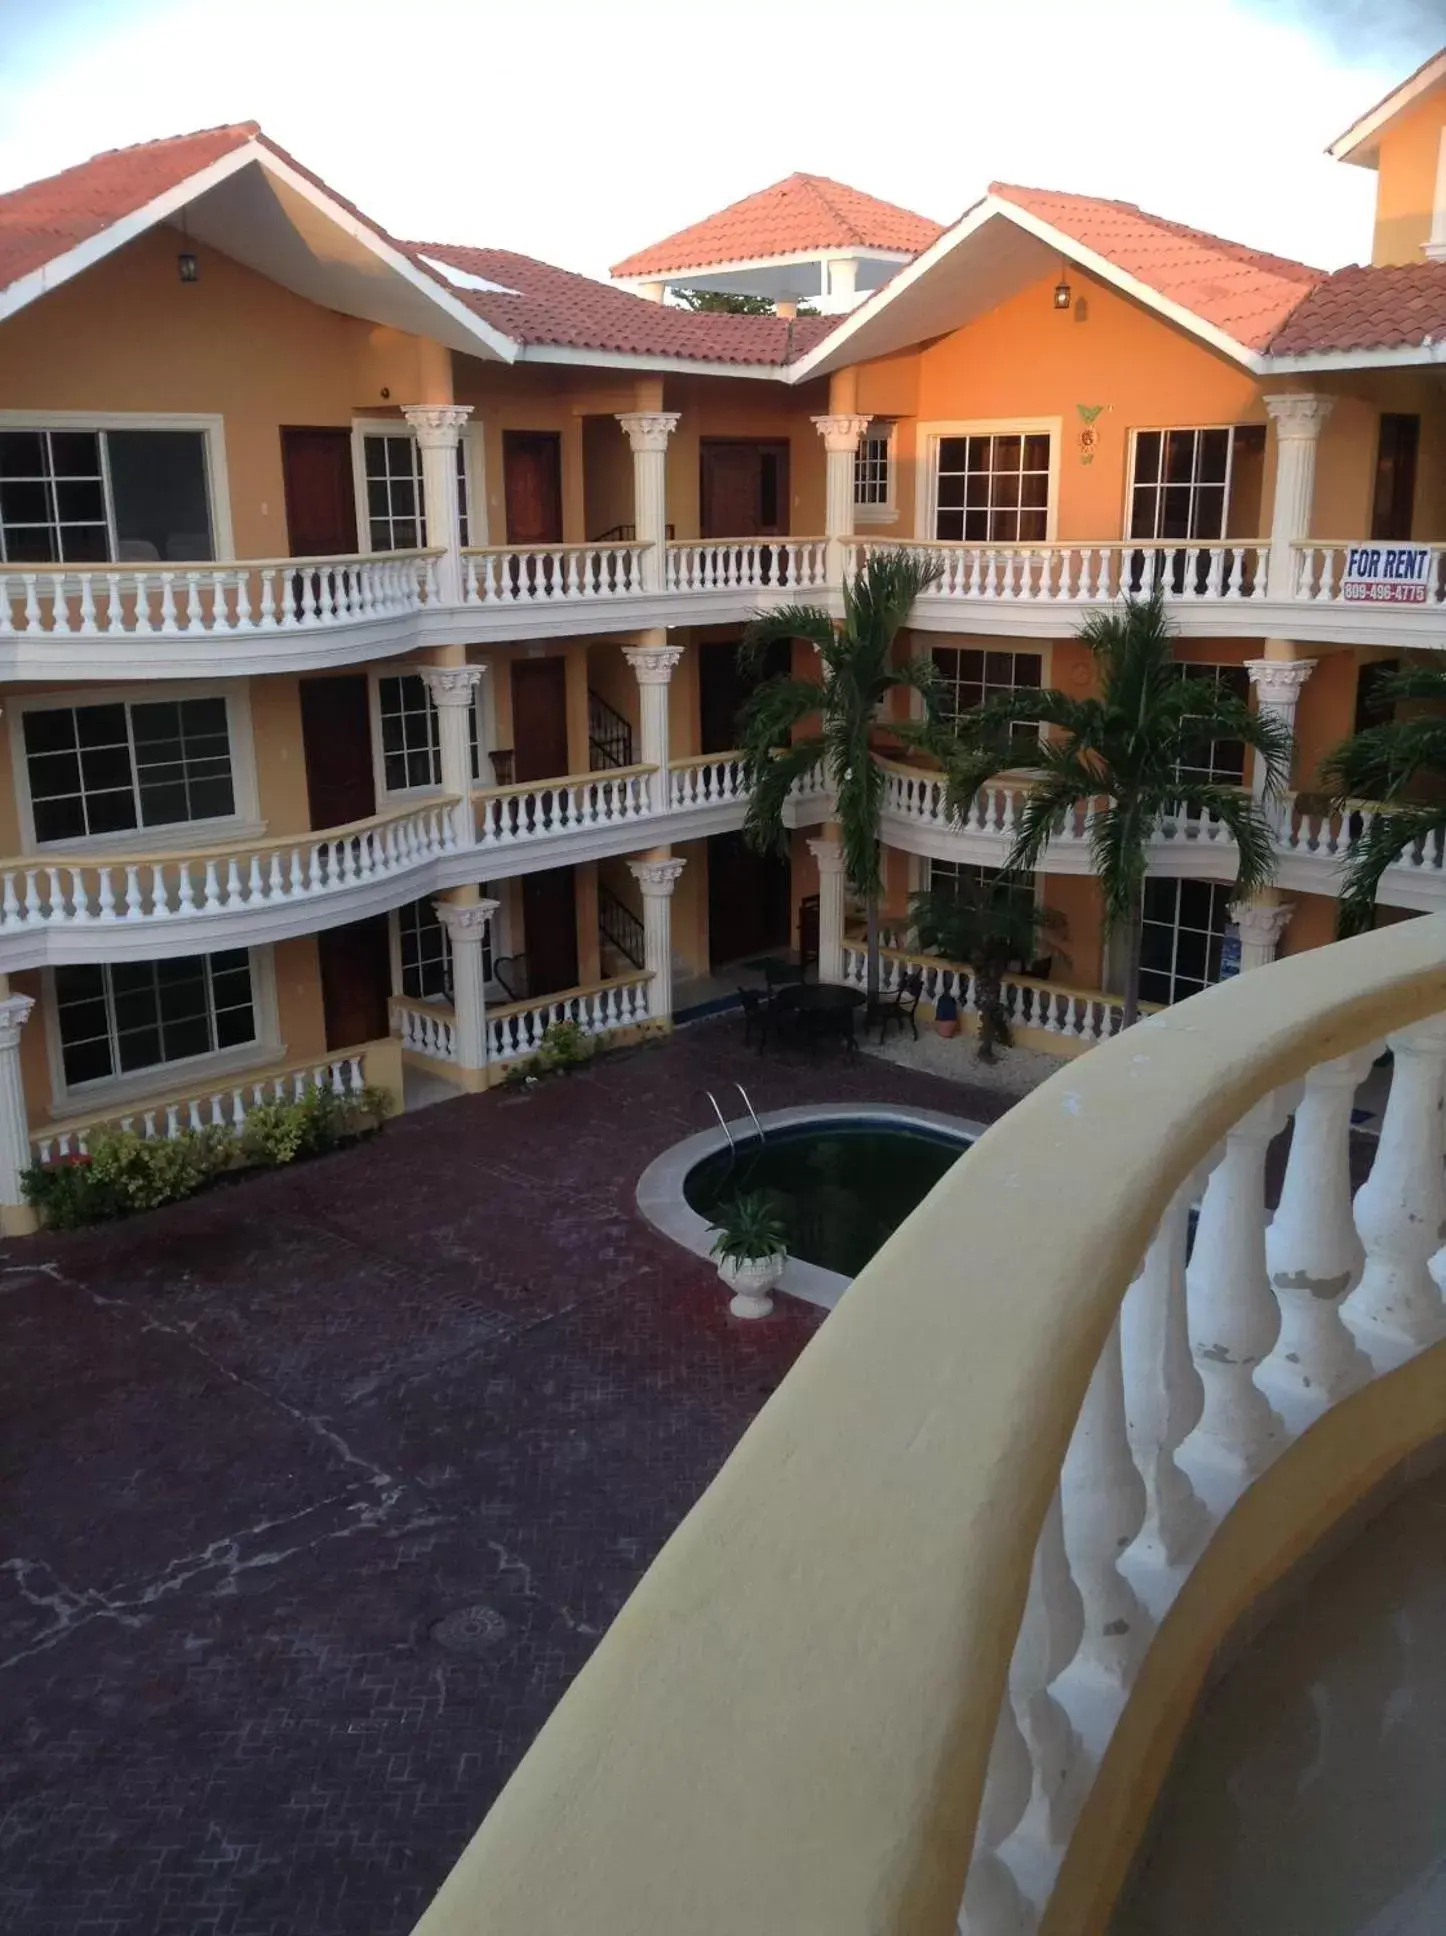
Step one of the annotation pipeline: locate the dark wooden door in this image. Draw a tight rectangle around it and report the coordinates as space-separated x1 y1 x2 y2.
503 431 564 545
511 657 570 782
523 866 580 995
707 831 790 967
699 634 791 754
299 675 376 830
318 915 391 1050
700 440 789 538
281 428 358 557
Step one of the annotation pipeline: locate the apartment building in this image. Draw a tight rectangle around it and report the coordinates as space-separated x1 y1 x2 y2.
0 49 1444 1229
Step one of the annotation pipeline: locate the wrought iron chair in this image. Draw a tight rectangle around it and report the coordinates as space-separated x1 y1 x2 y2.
867 969 924 1044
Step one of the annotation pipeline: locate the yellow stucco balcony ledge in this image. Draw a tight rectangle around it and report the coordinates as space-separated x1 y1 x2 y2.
409 912 1446 1936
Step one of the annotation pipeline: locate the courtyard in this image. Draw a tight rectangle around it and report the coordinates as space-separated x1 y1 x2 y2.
0 1017 1011 1936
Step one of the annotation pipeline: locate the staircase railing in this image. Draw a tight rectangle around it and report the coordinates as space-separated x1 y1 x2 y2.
587 688 636 770
597 882 645 969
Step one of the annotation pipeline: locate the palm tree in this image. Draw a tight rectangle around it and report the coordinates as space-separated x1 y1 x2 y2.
1320 661 1446 935
908 873 1066 1062
736 550 943 1002
924 589 1294 1028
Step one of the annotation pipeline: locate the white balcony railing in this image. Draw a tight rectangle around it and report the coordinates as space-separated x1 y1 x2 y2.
0 551 436 638
389 996 458 1066
473 766 655 849
410 915 1446 1936
857 538 1270 604
840 938 1145 1047
461 543 648 604
667 752 748 810
1292 541 1446 605
487 973 652 1065
664 538 828 594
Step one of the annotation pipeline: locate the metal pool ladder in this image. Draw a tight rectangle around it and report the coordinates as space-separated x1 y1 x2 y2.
703 1083 767 1156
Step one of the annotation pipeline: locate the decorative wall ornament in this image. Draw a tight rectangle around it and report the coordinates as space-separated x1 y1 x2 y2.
1076 403 1105 467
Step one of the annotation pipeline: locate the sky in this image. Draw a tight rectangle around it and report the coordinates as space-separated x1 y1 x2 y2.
0 0 1440 280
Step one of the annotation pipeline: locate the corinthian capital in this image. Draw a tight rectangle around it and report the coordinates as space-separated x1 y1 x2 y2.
811 413 872 454
402 404 474 448
628 857 686 895
1229 899 1294 948
0 993 34 1052
616 412 681 454
1262 394 1334 441
434 898 499 942
420 664 485 707
1245 658 1317 706
623 643 684 684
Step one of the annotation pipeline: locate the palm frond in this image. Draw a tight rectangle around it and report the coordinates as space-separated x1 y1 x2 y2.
739 604 836 667
740 736 826 857
1320 715 1446 806
1336 801 1446 935
1167 782 1281 899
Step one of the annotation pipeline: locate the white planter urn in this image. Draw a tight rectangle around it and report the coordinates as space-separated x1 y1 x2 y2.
718 1252 785 1320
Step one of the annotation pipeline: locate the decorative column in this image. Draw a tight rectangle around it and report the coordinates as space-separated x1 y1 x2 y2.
807 835 848 984
403 404 473 605
420 665 484 849
1262 394 1333 599
1244 654 1316 802
811 413 870 586
0 993 35 1232
623 637 683 813
615 411 680 592
627 854 686 1024
1228 896 1294 971
435 897 499 1087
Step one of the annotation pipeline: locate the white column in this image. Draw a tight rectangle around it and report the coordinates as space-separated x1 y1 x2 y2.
1244 655 1316 802
627 855 686 1023
807 836 848 984
1228 896 1293 971
616 412 680 592
811 413 870 586
0 993 35 1221
420 665 484 849
1262 394 1333 598
622 639 682 813
403 404 473 605
435 898 499 1081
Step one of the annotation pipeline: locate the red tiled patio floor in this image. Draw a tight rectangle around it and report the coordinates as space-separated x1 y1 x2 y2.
0 1017 1013 1935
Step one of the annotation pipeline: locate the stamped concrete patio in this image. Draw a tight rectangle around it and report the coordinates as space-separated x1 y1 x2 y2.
0 1016 1014 1936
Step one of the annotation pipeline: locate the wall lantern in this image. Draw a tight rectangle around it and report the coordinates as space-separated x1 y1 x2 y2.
177 251 199 283
1053 275 1072 311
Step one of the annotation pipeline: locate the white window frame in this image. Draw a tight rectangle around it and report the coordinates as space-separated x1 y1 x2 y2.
916 418 1062 547
853 420 898 526
924 637 1053 764
387 890 508 1002
0 410 234 562
367 664 491 804
40 942 282 1114
8 679 261 854
1138 876 1235 1008
350 419 479 555
1173 659 1251 787
1123 424 1244 544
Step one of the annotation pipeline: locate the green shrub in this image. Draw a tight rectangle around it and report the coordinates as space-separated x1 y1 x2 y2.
241 1080 393 1169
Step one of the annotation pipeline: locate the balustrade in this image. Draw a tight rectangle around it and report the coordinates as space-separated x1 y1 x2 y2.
664 538 828 594
841 940 1134 1049
486 974 651 1064
460 543 647 604
668 753 747 809
0 551 435 638
389 997 458 1065
473 767 654 848
1291 541 1446 605
855 539 1269 605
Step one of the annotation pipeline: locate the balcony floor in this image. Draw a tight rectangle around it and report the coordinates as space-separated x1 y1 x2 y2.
0 1019 1010 1936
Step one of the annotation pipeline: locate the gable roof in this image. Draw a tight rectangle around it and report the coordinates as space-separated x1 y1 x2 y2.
410 242 835 368
1329 46 1446 164
1266 259 1446 358
989 183 1322 353
610 173 943 277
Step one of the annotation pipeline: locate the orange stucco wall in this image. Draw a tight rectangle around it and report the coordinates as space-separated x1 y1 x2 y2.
1370 88 1446 265
663 374 830 540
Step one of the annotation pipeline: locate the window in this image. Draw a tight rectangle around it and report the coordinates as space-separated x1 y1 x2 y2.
397 895 493 1000
927 860 1036 920
1175 663 1248 786
361 433 472 551
54 949 256 1088
376 674 481 793
0 427 213 564
931 646 1042 758
854 424 894 517
22 696 235 842
1371 414 1419 542
935 432 1051 543
1130 429 1234 543
1139 878 1233 1007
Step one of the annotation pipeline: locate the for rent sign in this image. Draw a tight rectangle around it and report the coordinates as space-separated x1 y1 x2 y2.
1341 545 1435 604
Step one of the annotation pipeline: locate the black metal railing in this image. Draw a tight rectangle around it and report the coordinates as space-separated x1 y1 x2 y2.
588 688 635 770
597 884 646 970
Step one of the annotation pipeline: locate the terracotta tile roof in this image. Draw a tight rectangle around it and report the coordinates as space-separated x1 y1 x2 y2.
1267 261 1446 355
610 173 943 278
0 123 259 289
989 182 1323 353
412 242 835 365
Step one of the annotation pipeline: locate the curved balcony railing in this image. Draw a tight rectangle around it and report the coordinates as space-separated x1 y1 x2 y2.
857 538 1270 604
410 913 1446 1936
667 750 748 809
841 936 1148 1047
460 543 648 604
473 766 655 848
664 537 828 593
0 550 437 638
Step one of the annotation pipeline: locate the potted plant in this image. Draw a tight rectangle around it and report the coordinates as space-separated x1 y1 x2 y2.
933 988 960 1039
709 1190 788 1320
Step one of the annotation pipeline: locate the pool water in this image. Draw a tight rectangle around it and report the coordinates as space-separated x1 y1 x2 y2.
684 1120 972 1280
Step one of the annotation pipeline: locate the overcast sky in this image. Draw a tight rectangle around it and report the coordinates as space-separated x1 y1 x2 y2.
0 0 1439 279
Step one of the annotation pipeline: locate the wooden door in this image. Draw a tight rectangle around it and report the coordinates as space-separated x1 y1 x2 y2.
299 675 376 830
281 428 358 557
523 866 580 996
699 634 791 754
706 831 790 967
700 440 789 538
510 657 571 782
503 431 564 545
318 915 391 1050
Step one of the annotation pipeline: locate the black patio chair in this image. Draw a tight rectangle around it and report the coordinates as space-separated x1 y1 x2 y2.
738 986 771 1052
867 969 924 1044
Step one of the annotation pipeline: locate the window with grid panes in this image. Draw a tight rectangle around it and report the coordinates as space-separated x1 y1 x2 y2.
361 434 472 552
22 696 235 843
1174 663 1249 786
54 950 256 1088
934 432 1051 544
1129 429 1234 543
931 646 1042 758
854 428 892 509
926 859 1036 920
1138 878 1234 1006
377 675 481 792
397 894 493 999
0 427 212 564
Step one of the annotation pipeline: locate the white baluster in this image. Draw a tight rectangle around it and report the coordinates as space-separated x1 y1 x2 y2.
1258 1051 1374 1424
1002 1489 1084 1866
958 1710 1031 1936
